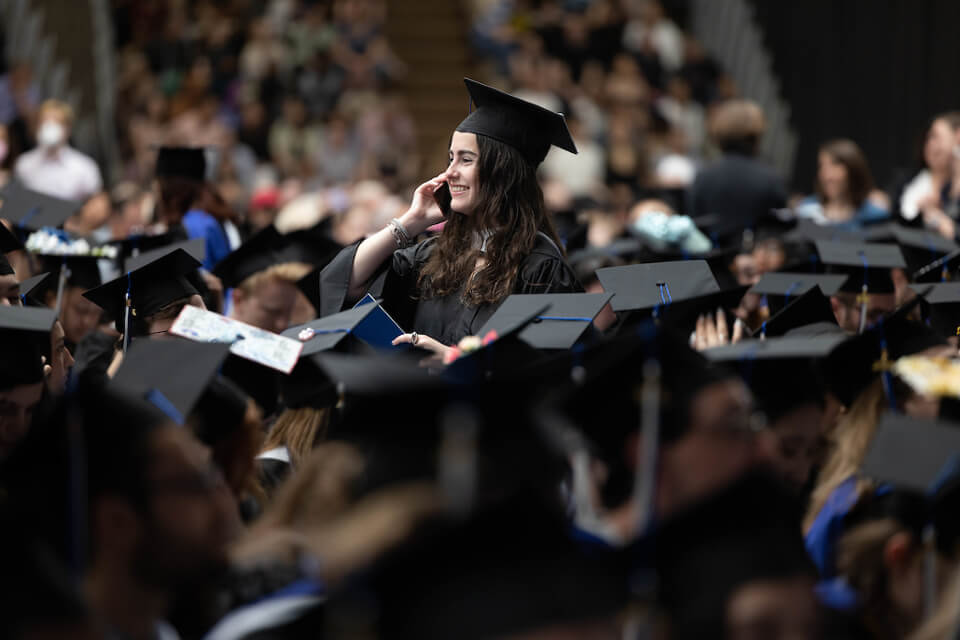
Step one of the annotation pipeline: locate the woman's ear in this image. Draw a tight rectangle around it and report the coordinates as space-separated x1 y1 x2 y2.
883 531 916 573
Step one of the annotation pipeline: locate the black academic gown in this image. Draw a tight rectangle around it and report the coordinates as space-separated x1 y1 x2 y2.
319 231 582 345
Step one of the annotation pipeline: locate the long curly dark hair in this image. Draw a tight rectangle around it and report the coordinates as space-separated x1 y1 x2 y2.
417 134 562 306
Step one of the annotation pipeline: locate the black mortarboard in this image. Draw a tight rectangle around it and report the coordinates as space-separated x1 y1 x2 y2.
822 298 946 407
0 222 23 253
655 469 814 640
913 249 960 284
111 229 188 264
111 339 231 424
782 219 870 245
279 355 336 410
82 248 201 332
36 254 104 291
124 237 206 273
190 375 251 447
476 292 612 350
749 272 849 308
0 306 56 389
596 260 719 313
753 285 839 338
455 78 577 166
212 225 285 288
866 224 958 281
220 354 279 418
155 146 207 181
282 301 404 356
278 222 342 267
0 181 81 230
862 413 960 494
815 240 906 294
17 271 53 307
913 283 960 338
652 285 749 337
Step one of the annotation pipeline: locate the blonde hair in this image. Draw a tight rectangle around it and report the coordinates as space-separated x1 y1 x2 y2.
39 99 75 127
837 518 919 640
804 379 887 533
261 406 330 467
237 262 312 296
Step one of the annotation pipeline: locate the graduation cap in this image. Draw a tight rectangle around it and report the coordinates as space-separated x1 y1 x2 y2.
154 146 207 181
653 285 749 338
704 335 842 424
279 222 342 268
279 355 337 410
82 247 201 334
752 285 839 338
596 260 720 314
220 354 279 418
782 219 870 245
35 254 104 291
110 229 189 264
0 306 56 389
111 339 231 424
815 240 906 294
0 181 80 230
124 237 206 273
476 292 612 350
16 271 53 307
913 248 960 284
912 282 960 338
822 298 947 408
455 78 577 166
749 272 849 312
212 225 287 288
283 299 407 356
0 222 24 253
866 224 958 282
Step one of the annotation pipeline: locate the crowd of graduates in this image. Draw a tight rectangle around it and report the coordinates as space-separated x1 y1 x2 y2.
7 2 960 640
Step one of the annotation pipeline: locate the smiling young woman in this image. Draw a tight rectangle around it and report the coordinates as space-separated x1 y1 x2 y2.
317 79 582 362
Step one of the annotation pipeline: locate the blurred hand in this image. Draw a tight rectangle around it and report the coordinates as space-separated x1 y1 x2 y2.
392 332 450 367
694 309 744 351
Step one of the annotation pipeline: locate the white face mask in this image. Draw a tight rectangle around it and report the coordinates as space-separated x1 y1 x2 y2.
37 121 65 149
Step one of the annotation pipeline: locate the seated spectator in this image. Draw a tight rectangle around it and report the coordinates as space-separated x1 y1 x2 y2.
894 112 960 224
14 100 103 201
795 139 891 229
688 99 787 236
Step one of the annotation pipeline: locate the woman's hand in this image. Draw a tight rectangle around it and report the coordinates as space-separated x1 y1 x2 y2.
693 309 744 351
392 332 451 368
921 206 957 240
400 173 449 236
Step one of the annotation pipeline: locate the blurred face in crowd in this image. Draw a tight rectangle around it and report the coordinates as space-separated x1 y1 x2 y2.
830 291 897 333
36 104 71 150
658 378 772 515
0 272 20 305
925 118 957 174
0 381 43 460
765 403 824 491
130 426 238 588
817 151 849 203
726 576 820 640
447 131 480 216
47 320 74 395
232 275 298 334
60 287 102 346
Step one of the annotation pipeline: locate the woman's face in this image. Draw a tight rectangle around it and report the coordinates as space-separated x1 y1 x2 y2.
447 131 480 216
817 151 849 202
925 119 956 174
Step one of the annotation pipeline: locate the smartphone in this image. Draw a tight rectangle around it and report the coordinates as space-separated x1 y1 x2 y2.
434 182 452 218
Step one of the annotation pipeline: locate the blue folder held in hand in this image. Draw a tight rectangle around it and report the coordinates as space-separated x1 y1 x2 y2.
351 293 406 350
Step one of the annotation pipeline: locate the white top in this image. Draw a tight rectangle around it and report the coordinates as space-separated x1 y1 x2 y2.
899 169 933 221
14 145 103 201
257 446 291 463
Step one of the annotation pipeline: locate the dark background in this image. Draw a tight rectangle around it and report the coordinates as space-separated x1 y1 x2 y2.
743 0 960 192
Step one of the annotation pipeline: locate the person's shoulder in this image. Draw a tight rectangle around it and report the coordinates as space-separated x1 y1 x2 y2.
528 232 565 260
13 147 41 169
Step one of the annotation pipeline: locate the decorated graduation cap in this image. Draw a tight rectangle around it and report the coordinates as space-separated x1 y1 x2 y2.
0 306 56 390
82 247 201 335
476 292 611 350
111 339 231 424
753 285 839 338
596 259 720 314
456 78 577 166
0 181 80 230
283 298 407 356
154 146 207 181
815 240 905 294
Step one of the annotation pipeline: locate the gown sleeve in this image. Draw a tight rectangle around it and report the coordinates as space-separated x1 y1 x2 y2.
317 238 435 322
515 241 584 295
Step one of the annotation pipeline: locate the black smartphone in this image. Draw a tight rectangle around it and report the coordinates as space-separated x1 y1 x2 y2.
434 182 452 218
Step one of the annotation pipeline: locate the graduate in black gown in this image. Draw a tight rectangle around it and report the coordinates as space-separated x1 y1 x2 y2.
318 79 582 359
